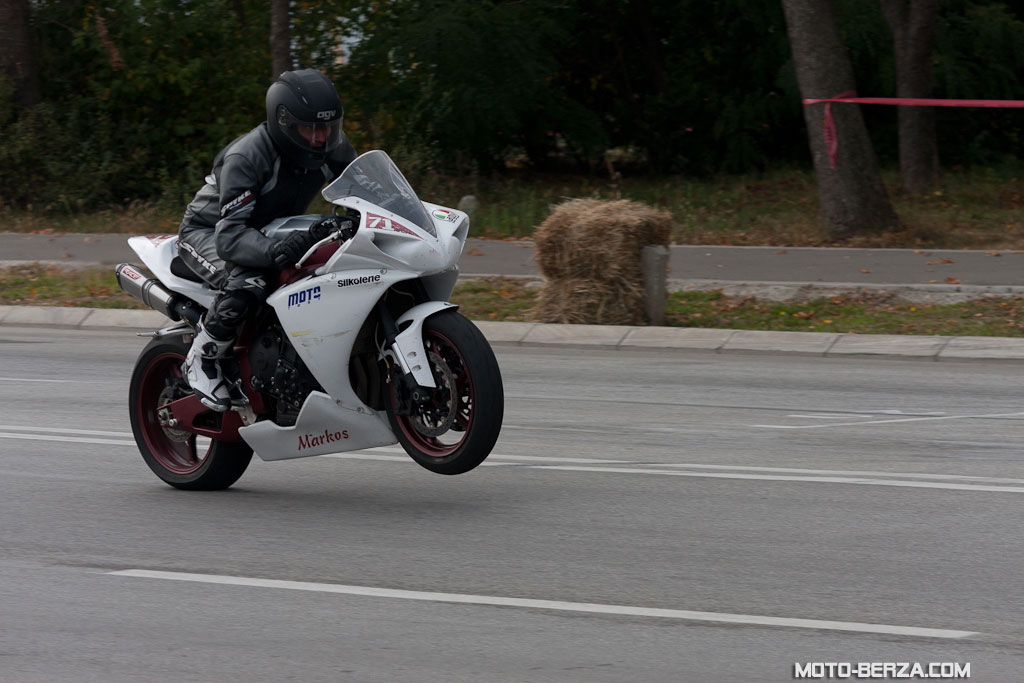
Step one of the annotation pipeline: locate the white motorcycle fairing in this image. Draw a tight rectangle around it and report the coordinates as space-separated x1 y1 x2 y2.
127 234 217 310
239 152 470 461
126 152 471 463
126 215 328 311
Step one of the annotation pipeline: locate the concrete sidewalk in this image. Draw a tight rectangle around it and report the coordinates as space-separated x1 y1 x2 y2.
5 233 1024 359
4 304 1024 362
4 232 1024 302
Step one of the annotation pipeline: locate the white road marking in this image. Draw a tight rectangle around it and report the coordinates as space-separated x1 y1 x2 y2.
651 462 1024 484
108 569 977 639
0 432 135 446
0 376 80 383
787 414 862 420
867 410 945 416
531 465 1024 493
324 452 519 467
505 423 681 435
0 424 131 437
788 410 944 418
489 452 632 464
330 453 1024 488
926 440 1014 448
786 411 947 420
330 447 631 465
752 411 1024 430
5 428 1024 491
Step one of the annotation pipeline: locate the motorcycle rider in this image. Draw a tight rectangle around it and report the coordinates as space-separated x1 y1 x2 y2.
178 68 357 411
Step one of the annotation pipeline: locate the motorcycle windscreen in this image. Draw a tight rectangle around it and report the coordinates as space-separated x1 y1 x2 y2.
323 150 436 237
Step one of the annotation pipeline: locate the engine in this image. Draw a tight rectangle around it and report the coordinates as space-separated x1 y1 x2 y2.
248 324 321 426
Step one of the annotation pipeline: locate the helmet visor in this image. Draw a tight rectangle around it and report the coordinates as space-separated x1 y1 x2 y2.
277 105 343 155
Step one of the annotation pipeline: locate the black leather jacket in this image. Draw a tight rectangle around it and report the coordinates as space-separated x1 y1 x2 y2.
179 123 357 269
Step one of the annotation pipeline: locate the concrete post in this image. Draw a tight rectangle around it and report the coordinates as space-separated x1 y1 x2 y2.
641 244 669 326
457 195 479 223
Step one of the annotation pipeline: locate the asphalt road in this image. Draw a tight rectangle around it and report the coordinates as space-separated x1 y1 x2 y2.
5 231 1024 287
3 326 1024 681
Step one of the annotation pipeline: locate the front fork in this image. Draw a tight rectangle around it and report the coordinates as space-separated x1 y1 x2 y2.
375 299 458 415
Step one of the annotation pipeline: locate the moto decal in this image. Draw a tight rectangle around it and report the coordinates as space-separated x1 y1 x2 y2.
287 285 321 308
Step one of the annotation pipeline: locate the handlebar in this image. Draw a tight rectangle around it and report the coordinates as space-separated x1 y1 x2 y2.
294 218 359 268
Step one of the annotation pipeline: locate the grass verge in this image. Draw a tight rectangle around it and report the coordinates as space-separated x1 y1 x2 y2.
3 167 1024 250
0 265 148 309
3 266 1024 337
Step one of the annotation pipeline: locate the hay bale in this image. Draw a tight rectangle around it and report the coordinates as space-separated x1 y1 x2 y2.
532 199 672 325
534 278 646 325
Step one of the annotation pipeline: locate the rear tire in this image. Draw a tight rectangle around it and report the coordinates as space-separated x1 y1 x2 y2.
385 311 503 475
129 336 253 490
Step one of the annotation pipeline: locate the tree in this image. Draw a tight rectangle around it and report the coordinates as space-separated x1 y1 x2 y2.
882 0 939 194
343 0 597 171
781 0 899 239
0 0 41 110
270 0 290 80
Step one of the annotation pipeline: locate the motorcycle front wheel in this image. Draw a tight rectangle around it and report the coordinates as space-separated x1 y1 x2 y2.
129 336 253 490
385 311 504 475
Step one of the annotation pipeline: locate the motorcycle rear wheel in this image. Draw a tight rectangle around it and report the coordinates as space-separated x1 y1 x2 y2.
129 336 253 490
385 311 503 475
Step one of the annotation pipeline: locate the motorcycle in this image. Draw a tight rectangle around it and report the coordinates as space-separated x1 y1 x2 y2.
115 150 503 490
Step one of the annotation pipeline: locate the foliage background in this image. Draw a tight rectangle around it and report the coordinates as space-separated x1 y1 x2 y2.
2 0 1023 213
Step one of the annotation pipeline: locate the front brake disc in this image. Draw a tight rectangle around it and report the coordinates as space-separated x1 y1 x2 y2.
409 351 457 437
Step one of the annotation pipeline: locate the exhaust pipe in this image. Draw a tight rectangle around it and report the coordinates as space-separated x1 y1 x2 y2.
115 263 185 321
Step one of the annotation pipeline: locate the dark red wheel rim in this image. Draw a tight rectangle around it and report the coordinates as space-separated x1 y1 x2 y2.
137 351 212 475
392 330 474 458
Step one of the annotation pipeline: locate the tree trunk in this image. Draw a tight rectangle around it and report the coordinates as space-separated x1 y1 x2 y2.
231 0 247 31
781 0 899 239
0 0 41 110
882 0 939 194
270 0 291 80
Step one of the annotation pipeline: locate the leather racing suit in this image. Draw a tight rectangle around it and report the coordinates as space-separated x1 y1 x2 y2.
177 122 357 341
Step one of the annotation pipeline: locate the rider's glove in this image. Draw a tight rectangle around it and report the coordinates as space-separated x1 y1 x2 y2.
309 215 355 242
269 230 318 269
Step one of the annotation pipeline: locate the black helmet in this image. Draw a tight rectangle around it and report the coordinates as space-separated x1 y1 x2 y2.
266 69 344 169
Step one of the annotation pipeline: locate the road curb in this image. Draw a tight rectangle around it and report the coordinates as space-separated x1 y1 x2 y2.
5 304 1024 361
668 279 1024 303
456 274 1024 304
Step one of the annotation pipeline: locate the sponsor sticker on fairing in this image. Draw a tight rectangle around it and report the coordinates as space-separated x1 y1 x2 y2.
337 274 382 289
366 212 421 238
431 209 458 222
287 285 321 309
298 428 350 450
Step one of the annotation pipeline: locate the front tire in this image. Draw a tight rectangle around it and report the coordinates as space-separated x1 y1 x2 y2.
385 311 503 475
129 336 253 490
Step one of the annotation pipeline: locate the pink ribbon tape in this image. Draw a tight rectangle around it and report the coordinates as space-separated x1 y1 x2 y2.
803 94 1024 169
